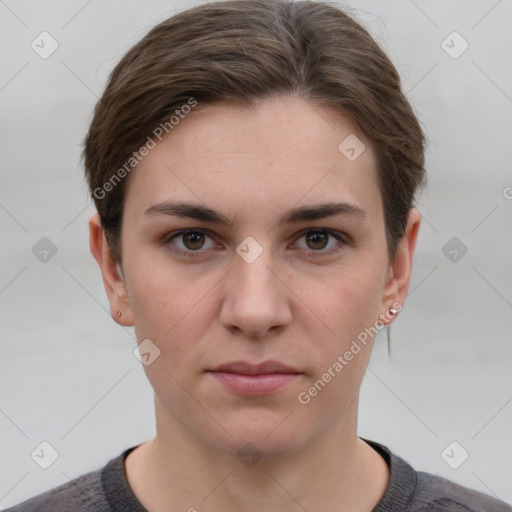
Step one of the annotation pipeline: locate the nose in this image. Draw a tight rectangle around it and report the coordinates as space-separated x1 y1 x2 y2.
219 244 292 339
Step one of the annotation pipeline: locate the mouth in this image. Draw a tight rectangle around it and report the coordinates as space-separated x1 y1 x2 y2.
206 360 303 396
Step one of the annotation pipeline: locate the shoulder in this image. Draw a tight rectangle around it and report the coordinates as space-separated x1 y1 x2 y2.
364 439 512 512
412 471 512 512
4 445 143 512
3 468 109 512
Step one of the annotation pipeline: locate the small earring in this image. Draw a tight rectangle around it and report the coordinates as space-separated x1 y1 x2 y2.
117 311 122 318
386 308 398 358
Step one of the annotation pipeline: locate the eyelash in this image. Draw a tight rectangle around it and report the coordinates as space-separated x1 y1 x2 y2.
162 228 348 259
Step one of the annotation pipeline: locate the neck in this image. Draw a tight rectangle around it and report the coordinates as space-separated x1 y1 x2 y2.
125 399 389 512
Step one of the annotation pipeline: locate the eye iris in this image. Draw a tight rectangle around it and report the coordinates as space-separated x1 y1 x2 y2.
183 232 204 250
306 232 328 250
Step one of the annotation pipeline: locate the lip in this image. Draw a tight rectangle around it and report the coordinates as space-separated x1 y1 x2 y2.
209 360 301 375
207 360 303 396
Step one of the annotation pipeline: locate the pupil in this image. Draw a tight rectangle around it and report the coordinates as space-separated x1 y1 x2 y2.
184 232 204 250
307 232 328 250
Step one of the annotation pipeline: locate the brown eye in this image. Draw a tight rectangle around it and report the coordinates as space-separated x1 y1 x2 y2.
165 230 217 256
305 231 329 250
294 229 346 254
182 231 205 250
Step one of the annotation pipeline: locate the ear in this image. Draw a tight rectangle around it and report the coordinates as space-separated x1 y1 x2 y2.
89 212 134 326
380 208 421 323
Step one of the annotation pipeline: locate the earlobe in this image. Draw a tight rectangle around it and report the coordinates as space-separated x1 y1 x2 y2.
380 208 422 322
88 213 134 326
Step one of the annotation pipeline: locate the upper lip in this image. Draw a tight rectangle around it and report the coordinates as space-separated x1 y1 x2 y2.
208 360 302 375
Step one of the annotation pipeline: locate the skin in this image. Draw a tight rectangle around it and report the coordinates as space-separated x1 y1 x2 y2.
90 95 421 512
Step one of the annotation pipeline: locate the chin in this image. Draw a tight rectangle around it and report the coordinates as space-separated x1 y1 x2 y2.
215 433 304 462
203 409 311 461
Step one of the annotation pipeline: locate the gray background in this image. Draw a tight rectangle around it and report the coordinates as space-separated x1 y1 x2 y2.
1 0 511 508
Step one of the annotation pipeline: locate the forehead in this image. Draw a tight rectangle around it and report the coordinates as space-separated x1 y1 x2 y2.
123 96 383 226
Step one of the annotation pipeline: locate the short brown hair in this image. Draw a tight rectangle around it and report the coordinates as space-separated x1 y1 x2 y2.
83 0 426 263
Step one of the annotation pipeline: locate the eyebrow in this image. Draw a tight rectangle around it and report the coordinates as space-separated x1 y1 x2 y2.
144 201 367 228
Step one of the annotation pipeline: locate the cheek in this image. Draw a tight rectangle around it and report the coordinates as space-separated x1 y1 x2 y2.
125 257 219 353
129 276 172 337
128 274 204 394
327 262 385 332
305 272 384 408
125 254 175 322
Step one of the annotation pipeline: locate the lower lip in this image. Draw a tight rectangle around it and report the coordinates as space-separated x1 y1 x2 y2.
208 371 301 396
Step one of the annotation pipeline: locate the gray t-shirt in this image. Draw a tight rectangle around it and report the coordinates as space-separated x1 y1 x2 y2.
5 439 511 511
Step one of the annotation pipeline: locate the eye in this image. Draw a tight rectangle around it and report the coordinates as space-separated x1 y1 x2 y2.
293 229 346 254
163 228 347 259
164 229 218 257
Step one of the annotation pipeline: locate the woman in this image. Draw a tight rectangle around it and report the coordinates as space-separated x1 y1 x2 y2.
7 0 510 510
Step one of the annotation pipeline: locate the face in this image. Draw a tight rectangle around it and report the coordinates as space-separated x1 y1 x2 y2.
92 95 419 459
